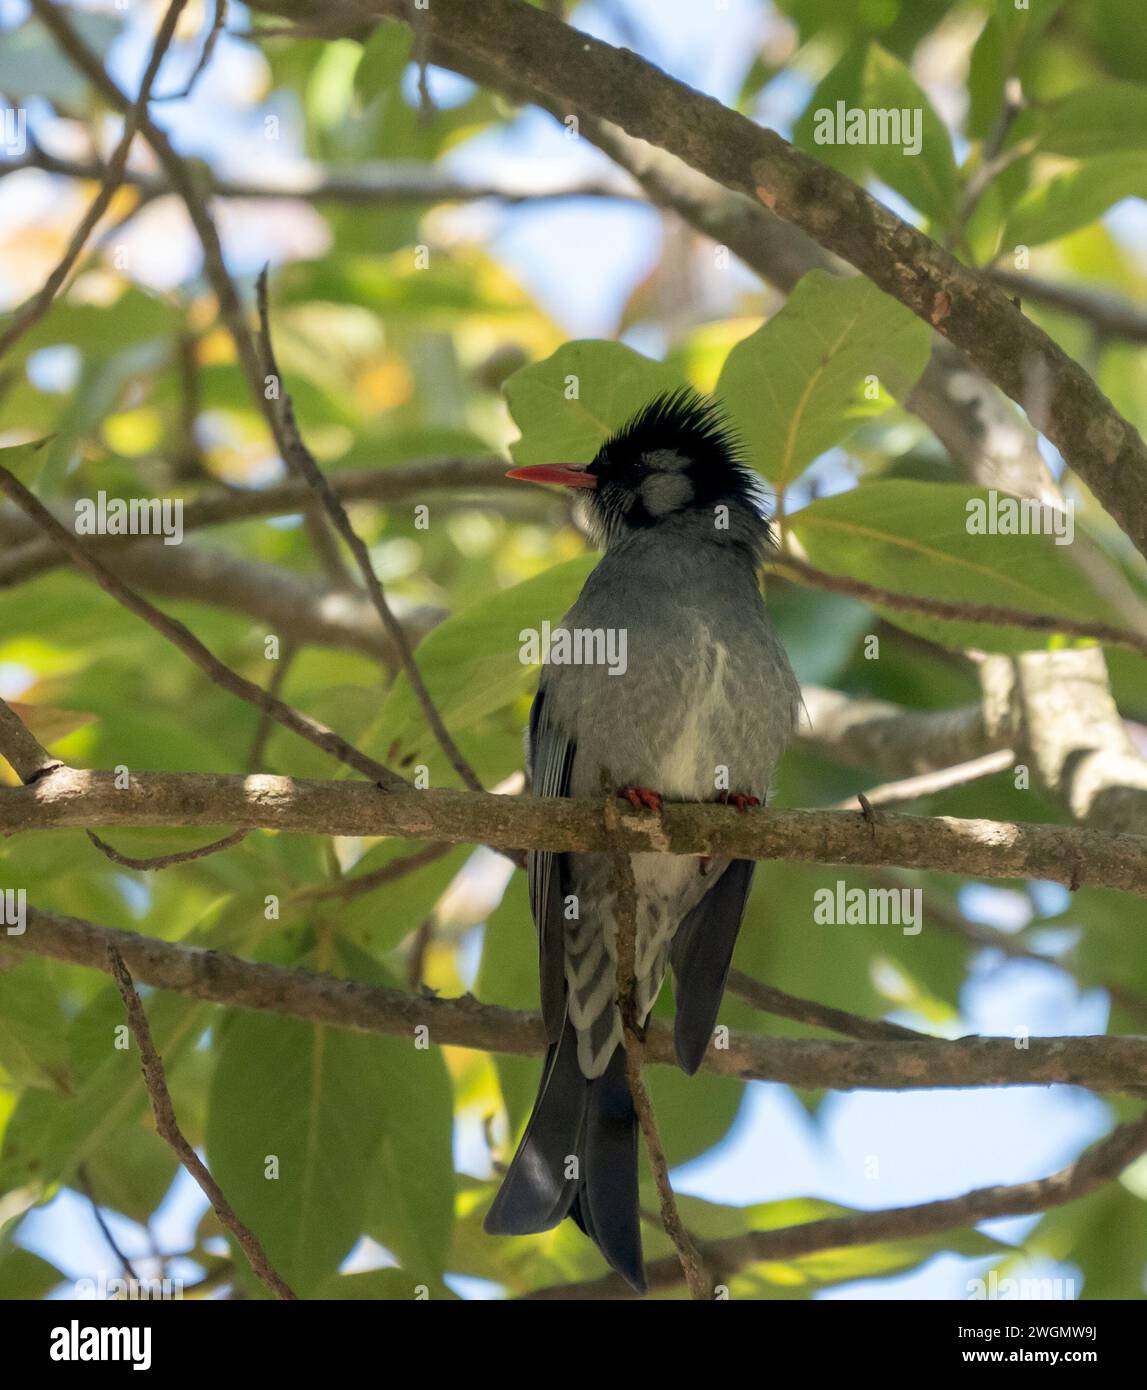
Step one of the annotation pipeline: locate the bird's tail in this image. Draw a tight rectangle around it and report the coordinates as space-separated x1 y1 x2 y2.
484 1014 646 1293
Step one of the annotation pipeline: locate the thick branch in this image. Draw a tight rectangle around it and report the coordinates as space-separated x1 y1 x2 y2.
524 1107 1147 1298
0 697 63 785
8 908 1147 1094
5 766 1147 897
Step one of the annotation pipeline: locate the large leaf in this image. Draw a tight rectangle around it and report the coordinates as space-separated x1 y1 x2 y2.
206 946 455 1295
376 555 596 780
1003 154 1147 247
207 1010 382 1296
788 480 1124 652
505 340 683 465
0 959 70 1090
861 45 961 229
715 271 931 493
1025 81 1147 157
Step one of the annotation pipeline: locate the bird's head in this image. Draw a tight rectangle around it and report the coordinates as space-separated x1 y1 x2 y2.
507 388 766 552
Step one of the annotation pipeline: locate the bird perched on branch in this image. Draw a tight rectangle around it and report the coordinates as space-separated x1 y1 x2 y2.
485 389 800 1293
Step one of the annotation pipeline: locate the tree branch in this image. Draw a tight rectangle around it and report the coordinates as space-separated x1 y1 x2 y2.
0 459 515 586
7 907 1147 1094
0 458 408 790
255 269 483 792
27 0 349 585
0 150 637 207
0 0 188 361
0 696 64 785
5 765 1147 898
523 1107 1147 1298
605 794 710 1298
106 942 297 1300
772 554 1147 665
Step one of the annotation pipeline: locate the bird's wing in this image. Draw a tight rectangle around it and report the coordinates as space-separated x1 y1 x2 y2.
669 858 756 1074
527 685 576 1042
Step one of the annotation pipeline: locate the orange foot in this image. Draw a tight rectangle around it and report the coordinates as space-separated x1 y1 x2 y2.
618 786 663 813
720 791 760 813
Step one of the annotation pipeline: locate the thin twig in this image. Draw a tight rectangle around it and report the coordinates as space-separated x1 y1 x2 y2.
771 553 1147 663
725 970 932 1043
154 0 227 101
86 828 249 870
76 1164 140 1282
27 0 348 585
0 458 408 790
603 790 711 1299
0 150 635 206
0 458 516 586
0 0 188 361
296 841 452 901
255 268 483 793
829 749 1016 812
105 943 297 1300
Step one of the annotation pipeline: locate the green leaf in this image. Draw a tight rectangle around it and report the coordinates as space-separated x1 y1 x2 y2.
861 45 961 228
1027 81 1147 157
337 945 455 1283
788 480 1124 652
477 876 544 1136
206 1010 387 1296
206 946 455 1295
340 840 470 955
0 960 70 1090
376 555 596 780
793 44 869 179
1003 153 1147 247
505 340 683 465
715 271 931 492
0 987 206 1198
0 1245 65 1300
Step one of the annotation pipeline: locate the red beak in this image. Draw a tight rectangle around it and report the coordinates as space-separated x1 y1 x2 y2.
505 463 598 489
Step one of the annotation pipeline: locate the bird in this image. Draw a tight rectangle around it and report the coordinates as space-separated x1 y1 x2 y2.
484 388 800 1293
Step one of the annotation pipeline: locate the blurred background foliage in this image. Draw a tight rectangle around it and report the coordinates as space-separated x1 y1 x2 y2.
2 0 1147 1300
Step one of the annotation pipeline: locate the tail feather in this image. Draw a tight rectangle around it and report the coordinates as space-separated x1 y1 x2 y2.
485 1018 647 1292
484 1018 586 1235
580 1042 646 1292
670 858 755 1075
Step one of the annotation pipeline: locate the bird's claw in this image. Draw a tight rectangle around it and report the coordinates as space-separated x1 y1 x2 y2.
720 791 760 813
618 786 663 813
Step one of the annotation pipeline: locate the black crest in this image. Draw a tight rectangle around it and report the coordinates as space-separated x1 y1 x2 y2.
583 387 767 546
